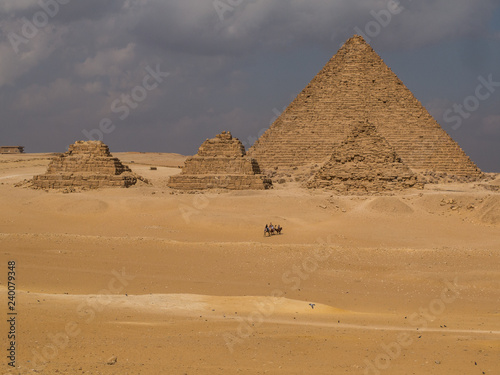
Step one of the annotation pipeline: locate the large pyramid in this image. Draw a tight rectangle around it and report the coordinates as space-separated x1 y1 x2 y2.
248 35 482 179
307 121 419 193
32 141 138 189
168 131 272 190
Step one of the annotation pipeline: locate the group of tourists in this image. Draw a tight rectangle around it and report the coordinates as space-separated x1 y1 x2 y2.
264 222 282 236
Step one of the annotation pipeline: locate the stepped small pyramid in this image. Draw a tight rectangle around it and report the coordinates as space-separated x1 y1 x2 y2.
168 131 272 190
307 121 419 193
248 35 482 179
32 141 138 189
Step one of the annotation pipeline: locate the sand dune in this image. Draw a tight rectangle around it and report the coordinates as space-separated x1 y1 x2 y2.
1 153 499 374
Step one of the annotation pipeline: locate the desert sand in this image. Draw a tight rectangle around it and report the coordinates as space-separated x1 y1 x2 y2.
1 153 499 374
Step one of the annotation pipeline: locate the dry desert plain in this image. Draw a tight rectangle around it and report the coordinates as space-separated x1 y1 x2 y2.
0 152 499 375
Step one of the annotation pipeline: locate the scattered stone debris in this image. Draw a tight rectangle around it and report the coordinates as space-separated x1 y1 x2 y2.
478 184 500 192
420 170 483 184
106 356 117 365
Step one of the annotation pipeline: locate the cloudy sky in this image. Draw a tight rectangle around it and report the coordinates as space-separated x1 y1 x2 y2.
0 0 499 171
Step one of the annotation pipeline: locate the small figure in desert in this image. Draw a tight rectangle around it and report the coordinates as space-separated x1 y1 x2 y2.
264 223 282 236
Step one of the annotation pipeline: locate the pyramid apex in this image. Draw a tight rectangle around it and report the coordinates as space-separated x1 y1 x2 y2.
339 35 372 51
348 35 367 44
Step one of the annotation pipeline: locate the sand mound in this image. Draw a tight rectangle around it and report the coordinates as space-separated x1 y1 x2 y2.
477 196 500 225
367 196 414 215
57 198 109 215
125 294 344 316
31 291 345 318
488 174 500 187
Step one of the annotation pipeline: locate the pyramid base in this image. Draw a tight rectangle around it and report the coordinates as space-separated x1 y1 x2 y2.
32 173 137 189
307 175 422 195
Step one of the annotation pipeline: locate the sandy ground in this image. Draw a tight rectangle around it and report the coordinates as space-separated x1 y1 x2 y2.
0 153 499 375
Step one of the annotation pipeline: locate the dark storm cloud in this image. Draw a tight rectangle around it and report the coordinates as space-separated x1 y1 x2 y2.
0 0 499 170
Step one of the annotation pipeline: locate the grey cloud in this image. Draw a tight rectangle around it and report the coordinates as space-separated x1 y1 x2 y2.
127 0 496 51
0 0 498 172
0 0 40 16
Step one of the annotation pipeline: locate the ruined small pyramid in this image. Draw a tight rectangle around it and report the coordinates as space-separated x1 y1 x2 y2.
249 35 482 179
168 131 272 190
307 121 419 193
32 141 138 189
